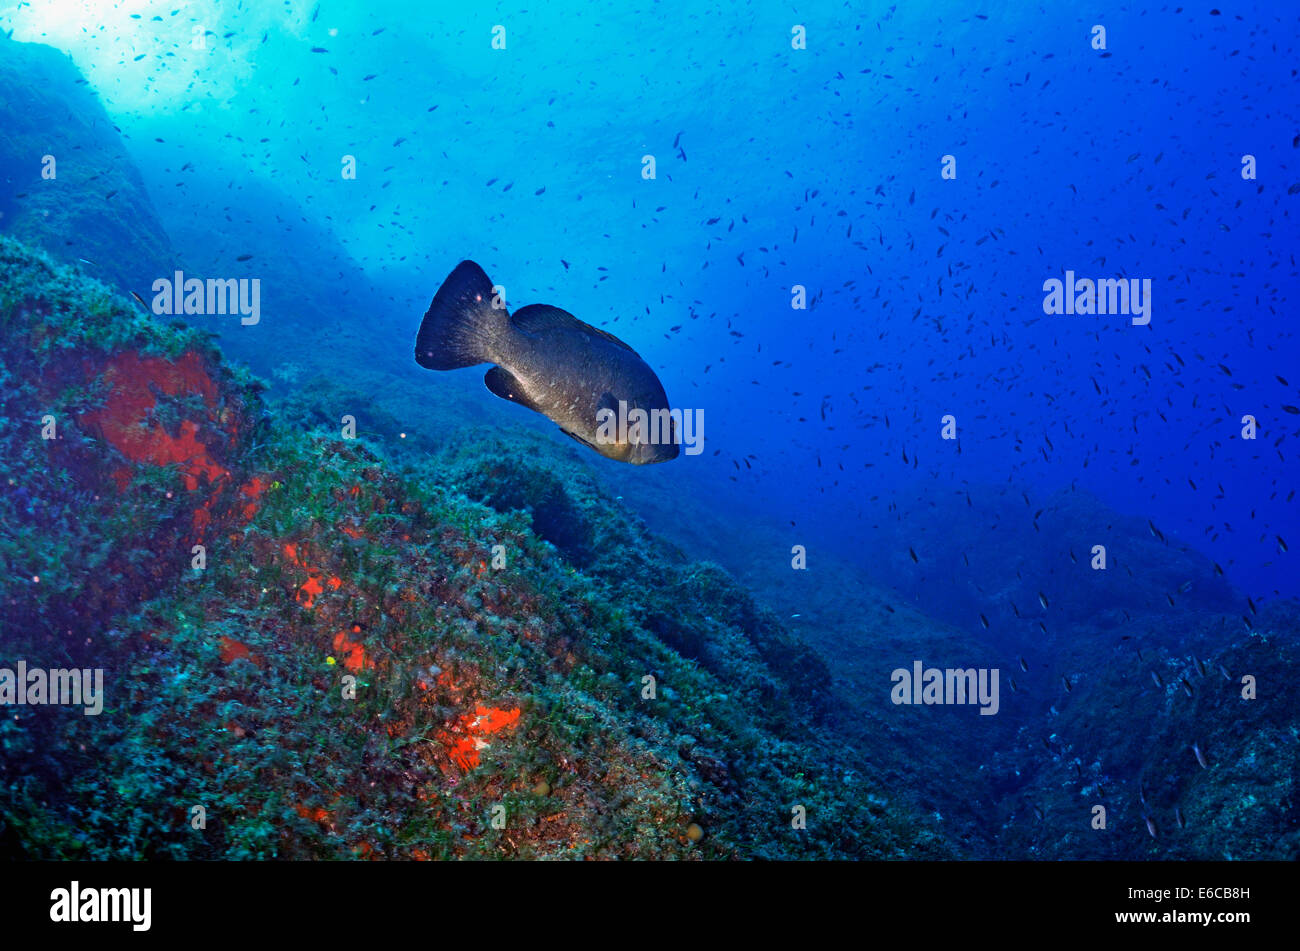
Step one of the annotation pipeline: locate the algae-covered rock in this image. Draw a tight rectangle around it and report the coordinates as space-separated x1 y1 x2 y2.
0 235 944 860
440 437 832 712
0 235 259 639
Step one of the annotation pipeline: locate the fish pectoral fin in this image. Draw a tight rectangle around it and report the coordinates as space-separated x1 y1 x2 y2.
559 427 600 451
483 366 544 413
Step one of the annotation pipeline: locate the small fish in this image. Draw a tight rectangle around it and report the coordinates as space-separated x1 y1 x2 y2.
1192 743 1208 769
1007 677 1017 693
1018 656 1029 673
414 261 678 464
1144 815 1158 839
1061 675 1072 693
1175 806 1185 829
1151 670 1163 688
1180 677 1193 697
1038 591 1049 610
1218 664 1231 681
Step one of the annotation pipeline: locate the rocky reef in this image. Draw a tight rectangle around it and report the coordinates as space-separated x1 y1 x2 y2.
0 236 950 859
0 32 174 293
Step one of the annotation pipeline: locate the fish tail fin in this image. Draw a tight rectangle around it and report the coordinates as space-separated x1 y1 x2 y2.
415 260 509 369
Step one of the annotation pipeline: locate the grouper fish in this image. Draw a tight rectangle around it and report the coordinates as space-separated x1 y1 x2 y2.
415 260 679 464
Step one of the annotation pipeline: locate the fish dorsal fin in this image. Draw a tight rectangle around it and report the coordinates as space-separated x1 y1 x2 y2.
511 304 636 352
483 365 545 415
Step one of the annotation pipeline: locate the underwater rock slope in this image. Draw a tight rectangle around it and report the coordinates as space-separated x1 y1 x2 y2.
0 237 948 859
0 32 174 293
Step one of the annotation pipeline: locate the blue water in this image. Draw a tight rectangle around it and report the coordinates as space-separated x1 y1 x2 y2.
10 0 1296 601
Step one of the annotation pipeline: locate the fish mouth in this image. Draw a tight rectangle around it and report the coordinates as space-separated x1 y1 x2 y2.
593 400 681 464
